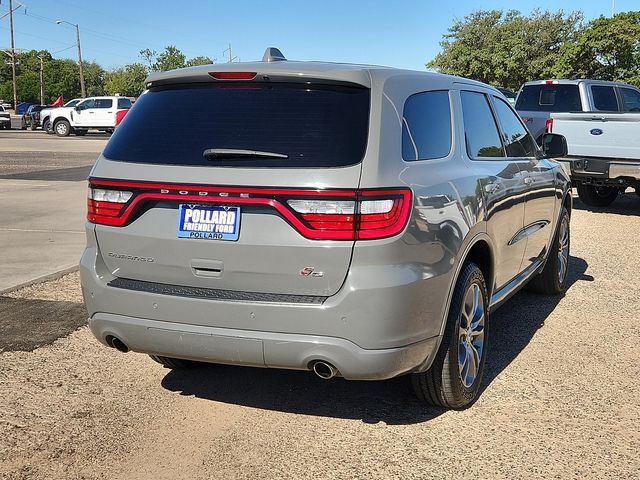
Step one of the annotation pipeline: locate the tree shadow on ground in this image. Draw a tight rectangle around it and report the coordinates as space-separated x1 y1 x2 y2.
161 256 590 425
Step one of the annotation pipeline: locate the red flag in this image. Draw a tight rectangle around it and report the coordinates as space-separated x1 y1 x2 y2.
50 95 64 107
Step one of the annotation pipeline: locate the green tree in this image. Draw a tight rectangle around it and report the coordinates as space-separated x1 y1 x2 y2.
428 9 582 90
186 55 214 67
104 63 148 96
552 12 640 86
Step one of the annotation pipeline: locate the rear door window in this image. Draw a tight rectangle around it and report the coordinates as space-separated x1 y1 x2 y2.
591 86 618 111
619 88 640 112
95 99 113 109
491 97 537 158
103 82 370 168
515 84 582 112
402 90 451 161
460 91 505 158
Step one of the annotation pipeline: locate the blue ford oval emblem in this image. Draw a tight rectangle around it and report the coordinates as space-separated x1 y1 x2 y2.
590 128 603 136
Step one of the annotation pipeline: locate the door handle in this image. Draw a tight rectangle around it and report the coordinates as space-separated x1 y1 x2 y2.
484 182 500 193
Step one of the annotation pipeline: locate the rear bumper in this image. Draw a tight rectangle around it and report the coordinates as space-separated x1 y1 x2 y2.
89 313 438 380
563 157 640 183
80 228 449 380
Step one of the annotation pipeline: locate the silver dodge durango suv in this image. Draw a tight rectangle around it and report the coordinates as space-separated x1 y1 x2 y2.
81 48 571 409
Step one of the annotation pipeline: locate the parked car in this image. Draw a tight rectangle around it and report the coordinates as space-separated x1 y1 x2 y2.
21 104 47 130
550 109 640 206
496 87 516 106
0 105 11 129
0 99 12 110
515 79 640 143
50 96 132 136
80 48 571 409
41 98 83 134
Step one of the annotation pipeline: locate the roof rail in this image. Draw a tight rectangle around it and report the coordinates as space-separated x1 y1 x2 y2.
262 47 286 63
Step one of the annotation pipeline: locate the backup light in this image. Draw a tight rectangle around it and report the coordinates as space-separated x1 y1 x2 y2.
88 188 133 203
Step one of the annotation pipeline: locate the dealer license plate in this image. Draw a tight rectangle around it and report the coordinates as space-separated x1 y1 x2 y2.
177 205 241 241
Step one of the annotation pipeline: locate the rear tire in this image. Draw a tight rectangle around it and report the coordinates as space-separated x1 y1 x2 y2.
21 120 26 130
149 355 199 369
29 121 37 131
54 119 71 137
411 262 489 409
43 119 52 134
576 183 618 207
528 207 570 295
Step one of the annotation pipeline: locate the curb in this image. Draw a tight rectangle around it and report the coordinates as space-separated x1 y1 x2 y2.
0 265 80 295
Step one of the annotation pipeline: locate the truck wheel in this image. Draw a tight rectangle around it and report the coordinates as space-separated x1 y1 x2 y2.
54 119 71 137
43 119 52 134
411 262 489 409
29 121 37 131
74 129 87 136
576 183 618 207
21 120 26 130
149 355 200 369
528 207 570 295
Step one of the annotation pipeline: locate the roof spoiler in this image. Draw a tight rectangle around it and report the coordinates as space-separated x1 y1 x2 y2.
262 47 287 63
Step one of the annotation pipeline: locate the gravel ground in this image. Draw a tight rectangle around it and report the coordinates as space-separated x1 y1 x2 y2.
0 193 639 479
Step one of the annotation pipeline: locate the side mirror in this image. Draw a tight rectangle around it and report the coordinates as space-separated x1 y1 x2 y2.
541 133 568 158
74 106 80 111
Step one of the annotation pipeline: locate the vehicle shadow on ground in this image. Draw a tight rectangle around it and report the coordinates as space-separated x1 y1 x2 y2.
161 255 590 425
572 191 639 216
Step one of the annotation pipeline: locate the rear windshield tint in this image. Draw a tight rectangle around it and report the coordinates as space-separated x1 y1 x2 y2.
103 82 370 168
515 85 582 112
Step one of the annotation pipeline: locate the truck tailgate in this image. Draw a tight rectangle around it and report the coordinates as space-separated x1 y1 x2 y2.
551 112 640 160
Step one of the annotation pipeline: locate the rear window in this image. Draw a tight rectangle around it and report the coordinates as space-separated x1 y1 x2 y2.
515 84 582 112
117 98 132 109
103 83 370 168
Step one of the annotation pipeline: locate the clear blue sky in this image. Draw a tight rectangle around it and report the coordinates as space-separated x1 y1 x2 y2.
1 0 635 70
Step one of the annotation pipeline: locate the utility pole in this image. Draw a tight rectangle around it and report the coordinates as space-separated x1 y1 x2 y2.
223 43 237 63
75 24 86 97
611 0 616 17
38 54 45 105
9 0 18 111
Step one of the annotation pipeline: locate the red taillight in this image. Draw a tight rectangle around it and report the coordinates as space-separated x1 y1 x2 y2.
87 180 412 241
545 118 553 133
209 72 257 80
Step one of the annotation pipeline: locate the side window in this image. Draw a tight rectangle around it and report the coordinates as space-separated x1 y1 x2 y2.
95 99 113 109
591 86 618 111
460 91 504 158
402 90 452 161
620 88 640 112
491 97 537 158
117 98 132 109
77 99 95 110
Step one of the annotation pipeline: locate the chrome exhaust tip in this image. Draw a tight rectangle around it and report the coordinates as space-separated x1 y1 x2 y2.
312 361 338 380
106 335 129 353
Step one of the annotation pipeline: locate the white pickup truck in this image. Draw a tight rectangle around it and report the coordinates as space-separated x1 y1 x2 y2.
50 96 132 137
551 111 640 206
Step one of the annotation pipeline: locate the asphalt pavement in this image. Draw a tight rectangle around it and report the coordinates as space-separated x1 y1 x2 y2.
0 129 107 291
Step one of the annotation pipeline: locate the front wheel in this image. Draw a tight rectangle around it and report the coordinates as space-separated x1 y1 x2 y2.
528 207 570 295
43 119 53 134
576 183 618 207
412 262 489 409
54 119 71 137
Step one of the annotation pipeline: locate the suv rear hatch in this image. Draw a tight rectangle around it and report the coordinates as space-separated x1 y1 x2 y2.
88 73 408 298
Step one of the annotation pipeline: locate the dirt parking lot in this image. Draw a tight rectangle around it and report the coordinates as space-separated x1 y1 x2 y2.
1 193 639 480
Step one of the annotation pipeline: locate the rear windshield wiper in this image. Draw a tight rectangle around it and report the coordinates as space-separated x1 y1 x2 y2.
203 148 289 160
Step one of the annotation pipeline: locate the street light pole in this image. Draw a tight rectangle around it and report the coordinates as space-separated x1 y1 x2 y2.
56 20 86 98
